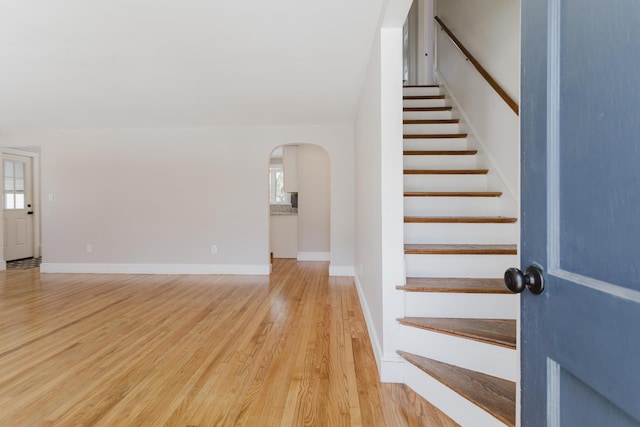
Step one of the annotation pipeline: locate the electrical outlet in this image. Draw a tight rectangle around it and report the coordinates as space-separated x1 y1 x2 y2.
211 245 218 254
86 244 92 253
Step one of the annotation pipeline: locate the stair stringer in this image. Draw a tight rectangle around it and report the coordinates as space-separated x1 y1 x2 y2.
436 72 519 220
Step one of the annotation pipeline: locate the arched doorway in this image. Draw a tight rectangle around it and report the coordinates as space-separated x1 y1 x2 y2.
268 144 330 268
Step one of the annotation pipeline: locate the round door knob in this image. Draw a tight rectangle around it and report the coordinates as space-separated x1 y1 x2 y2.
504 265 545 294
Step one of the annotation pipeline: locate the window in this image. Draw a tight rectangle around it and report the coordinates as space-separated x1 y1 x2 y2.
269 165 290 205
4 160 25 210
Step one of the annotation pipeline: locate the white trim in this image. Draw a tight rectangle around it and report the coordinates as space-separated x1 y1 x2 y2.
0 260 6 271
297 252 330 261
39 263 270 275
328 265 354 277
354 273 383 370
354 273 405 383
380 356 405 383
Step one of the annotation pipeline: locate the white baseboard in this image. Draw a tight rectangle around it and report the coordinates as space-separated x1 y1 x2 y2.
0 260 6 271
297 252 330 261
354 274 383 370
329 265 354 277
380 356 405 383
354 273 405 383
39 263 271 275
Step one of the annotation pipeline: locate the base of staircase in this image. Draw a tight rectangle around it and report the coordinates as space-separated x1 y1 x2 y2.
399 351 516 427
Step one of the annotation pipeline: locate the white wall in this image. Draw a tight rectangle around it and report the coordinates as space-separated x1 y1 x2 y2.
355 29 384 369
354 0 412 382
435 0 520 208
0 126 354 274
436 0 520 103
297 145 330 256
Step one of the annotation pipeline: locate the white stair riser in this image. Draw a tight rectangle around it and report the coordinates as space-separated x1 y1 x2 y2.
405 253 518 277
404 174 488 192
403 363 510 427
404 197 502 216
403 87 442 96
399 326 517 381
403 123 460 134
404 98 448 108
404 223 518 244
403 138 468 150
404 292 517 319
404 155 477 170
403 110 453 120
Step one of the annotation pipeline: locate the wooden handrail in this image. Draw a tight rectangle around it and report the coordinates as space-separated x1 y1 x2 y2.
434 16 519 116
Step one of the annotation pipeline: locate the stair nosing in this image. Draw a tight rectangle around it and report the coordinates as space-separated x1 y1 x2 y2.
404 133 467 139
403 95 446 100
403 85 441 88
404 216 517 224
397 277 510 294
397 351 516 427
403 150 477 156
397 317 516 349
404 191 502 197
404 169 489 175
403 119 460 124
404 244 517 255
403 107 453 112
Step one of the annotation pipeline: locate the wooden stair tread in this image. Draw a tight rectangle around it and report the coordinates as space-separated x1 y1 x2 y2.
404 169 488 175
403 119 460 124
404 85 440 88
403 95 446 100
398 277 510 294
404 191 502 197
404 150 477 156
404 133 467 139
404 244 517 255
403 107 452 112
404 216 517 224
397 351 516 426
398 318 516 349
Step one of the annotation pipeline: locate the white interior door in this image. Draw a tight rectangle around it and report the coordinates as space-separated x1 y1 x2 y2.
3 154 34 261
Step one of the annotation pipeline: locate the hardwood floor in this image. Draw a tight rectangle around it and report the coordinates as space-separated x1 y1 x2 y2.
0 260 457 426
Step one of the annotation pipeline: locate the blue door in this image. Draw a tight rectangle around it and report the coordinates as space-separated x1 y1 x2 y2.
520 0 640 425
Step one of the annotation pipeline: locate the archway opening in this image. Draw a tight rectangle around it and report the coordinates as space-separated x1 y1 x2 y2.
268 144 330 270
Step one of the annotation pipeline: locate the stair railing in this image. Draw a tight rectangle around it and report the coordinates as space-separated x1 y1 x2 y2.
434 16 519 116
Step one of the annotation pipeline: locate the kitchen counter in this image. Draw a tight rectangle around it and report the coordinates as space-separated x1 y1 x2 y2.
270 214 298 258
270 205 298 216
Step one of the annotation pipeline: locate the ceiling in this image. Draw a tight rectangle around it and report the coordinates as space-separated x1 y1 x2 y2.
0 0 385 129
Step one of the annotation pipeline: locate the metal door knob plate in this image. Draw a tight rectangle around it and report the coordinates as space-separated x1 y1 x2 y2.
504 265 545 294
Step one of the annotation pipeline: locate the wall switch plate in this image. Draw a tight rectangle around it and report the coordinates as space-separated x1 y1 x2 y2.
86 244 92 253
211 245 218 254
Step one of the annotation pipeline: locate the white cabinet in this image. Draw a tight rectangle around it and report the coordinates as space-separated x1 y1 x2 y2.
270 215 298 258
283 145 298 192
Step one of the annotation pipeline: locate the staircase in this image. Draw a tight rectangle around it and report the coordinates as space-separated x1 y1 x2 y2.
397 85 519 427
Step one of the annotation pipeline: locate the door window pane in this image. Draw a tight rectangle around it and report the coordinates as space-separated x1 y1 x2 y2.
14 162 23 179
3 160 27 210
15 194 24 209
5 194 14 210
4 161 13 178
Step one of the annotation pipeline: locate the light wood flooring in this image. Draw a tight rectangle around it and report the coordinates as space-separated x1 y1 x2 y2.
0 259 457 426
